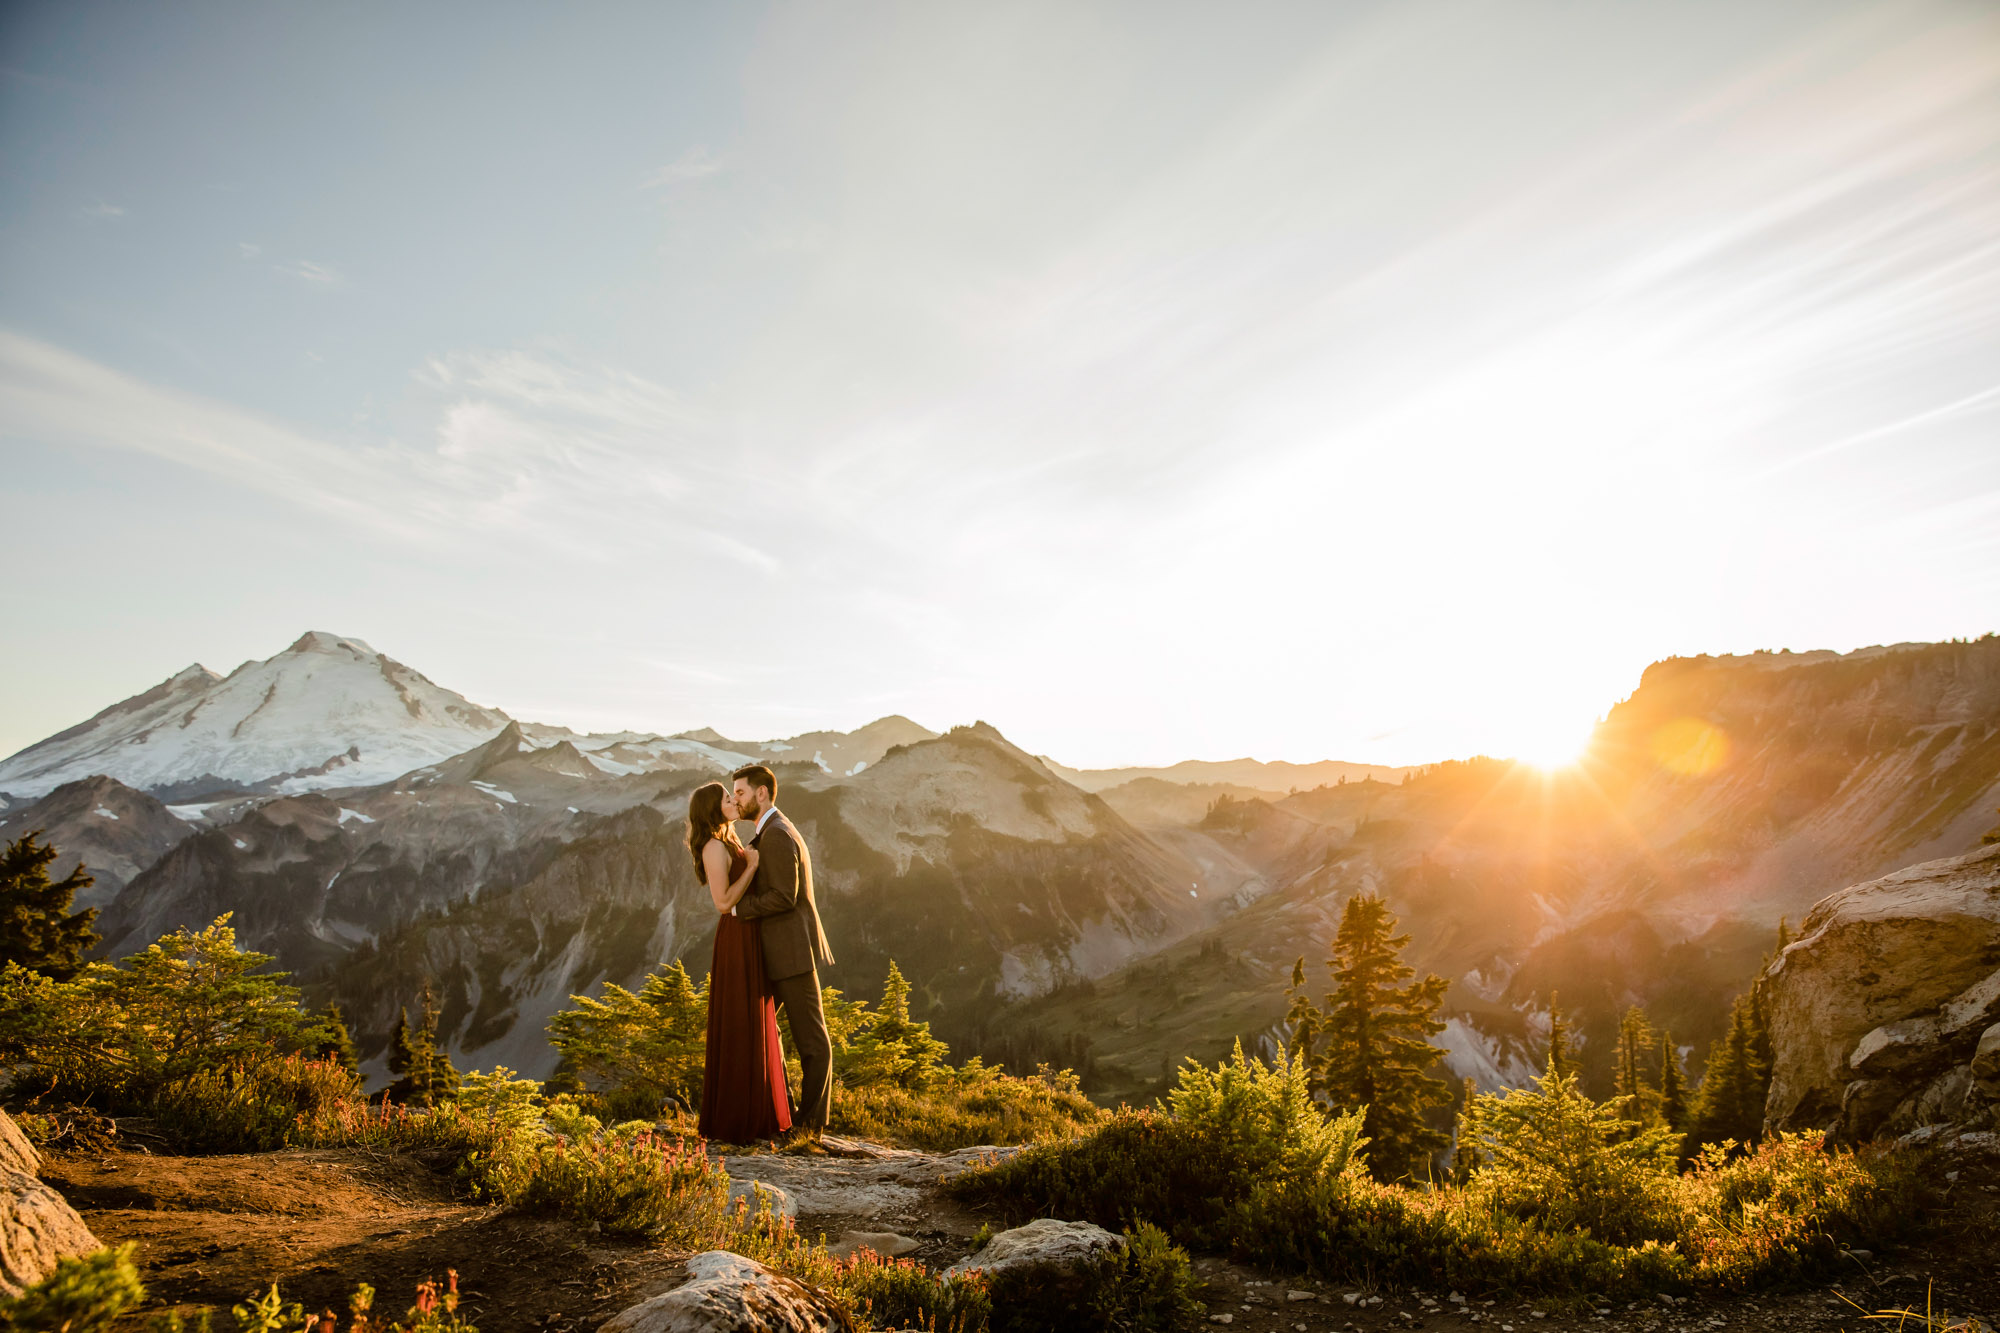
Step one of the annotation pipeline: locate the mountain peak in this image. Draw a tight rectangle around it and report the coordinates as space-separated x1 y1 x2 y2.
286 631 380 657
0 632 510 799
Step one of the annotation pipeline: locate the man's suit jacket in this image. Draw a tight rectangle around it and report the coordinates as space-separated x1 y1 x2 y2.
736 809 834 982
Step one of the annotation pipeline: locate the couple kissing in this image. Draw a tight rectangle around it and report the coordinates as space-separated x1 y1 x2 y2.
686 764 835 1145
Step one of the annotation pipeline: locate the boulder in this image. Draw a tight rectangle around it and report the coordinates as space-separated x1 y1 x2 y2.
598 1251 848 1333
1881 1066 1972 1138
826 1231 920 1260
0 1166 103 1297
0 1113 40 1177
944 1218 1123 1278
728 1178 797 1220
1972 1022 2000 1087
1764 844 2000 1130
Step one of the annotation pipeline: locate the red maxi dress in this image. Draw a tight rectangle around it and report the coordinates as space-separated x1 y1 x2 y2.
698 845 793 1143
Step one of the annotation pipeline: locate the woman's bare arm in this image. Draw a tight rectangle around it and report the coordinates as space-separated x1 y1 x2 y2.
702 840 759 912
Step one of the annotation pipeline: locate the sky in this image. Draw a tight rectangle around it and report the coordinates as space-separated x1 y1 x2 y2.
2 1 1996 770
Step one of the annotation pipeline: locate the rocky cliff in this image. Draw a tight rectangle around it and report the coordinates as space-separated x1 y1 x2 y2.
1763 842 2000 1143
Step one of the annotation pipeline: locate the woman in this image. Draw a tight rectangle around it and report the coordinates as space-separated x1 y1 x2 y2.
689 781 793 1143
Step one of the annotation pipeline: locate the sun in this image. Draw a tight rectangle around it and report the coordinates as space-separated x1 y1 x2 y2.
1511 722 1595 772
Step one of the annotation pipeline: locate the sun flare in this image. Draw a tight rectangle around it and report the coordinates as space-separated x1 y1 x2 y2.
1512 725 1595 772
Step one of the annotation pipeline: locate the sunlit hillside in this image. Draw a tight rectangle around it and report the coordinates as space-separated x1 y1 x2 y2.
983 638 2000 1105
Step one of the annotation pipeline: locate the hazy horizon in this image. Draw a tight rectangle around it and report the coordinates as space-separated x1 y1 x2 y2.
4 2 1997 769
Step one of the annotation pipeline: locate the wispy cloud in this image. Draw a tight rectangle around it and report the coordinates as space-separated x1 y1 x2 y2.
644 145 724 188
237 242 262 260
278 259 341 285
78 202 124 220
0 330 783 572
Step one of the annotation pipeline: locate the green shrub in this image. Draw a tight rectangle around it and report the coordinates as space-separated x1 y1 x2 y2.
832 1252 992 1333
831 1059 1105 1150
150 1054 363 1152
546 962 710 1116
955 1043 1927 1300
504 1123 729 1240
1675 1133 1927 1288
953 1043 1363 1248
0 1243 143 1333
0 916 330 1111
1459 1071 1679 1245
454 1066 546 1135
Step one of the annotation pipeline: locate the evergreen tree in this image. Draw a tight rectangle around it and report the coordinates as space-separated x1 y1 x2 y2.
1307 894 1451 1182
546 960 709 1115
1450 1074 1482 1182
1658 1028 1688 1133
1614 1006 1660 1123
1680 990 1768 1156
316 1002 360 1075
385 982 459 1106
1544 991 1578 1081
843 961 951 1089
1284 956 1319 1075
0 833 100 981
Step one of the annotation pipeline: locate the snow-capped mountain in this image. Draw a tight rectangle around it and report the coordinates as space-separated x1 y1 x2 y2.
0 632 513 800
0 631 944 804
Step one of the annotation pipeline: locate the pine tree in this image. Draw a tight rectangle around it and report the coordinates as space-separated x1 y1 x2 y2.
1658 1028 1688 1133
1285 956 1319 1074
0 833 101 981
1614 1006 1660 1124
1680 990 1767 1156
316 1002 360 1075
547 960 710 1115
1309 894 1451 1182
1450 1074 1482 1182
385 1007 425 1103
420 984 461 1104
847 961 951 1089
385 982 459 1106
1544 991 1578 1081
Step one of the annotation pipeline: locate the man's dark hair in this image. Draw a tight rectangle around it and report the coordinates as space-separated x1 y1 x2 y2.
732 764 778 802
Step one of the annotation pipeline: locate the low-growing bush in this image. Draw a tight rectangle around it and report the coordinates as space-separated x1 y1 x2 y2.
504 1123 729 1240
954 1043 1362 1247
1458 1072 1679 1246
834 1252 992 1333
954 1043 1931 1300
831 1059 1106 1151
150 1054 363 1152
0 1243 143 1333
1675 1134 1927 1289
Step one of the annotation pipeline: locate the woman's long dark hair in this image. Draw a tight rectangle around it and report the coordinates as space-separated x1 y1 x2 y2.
686 781 739 877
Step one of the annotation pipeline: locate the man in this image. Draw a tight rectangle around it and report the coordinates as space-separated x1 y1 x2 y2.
729 763 836 1136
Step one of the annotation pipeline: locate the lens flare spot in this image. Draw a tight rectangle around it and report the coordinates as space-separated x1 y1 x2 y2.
1651 717 1729 776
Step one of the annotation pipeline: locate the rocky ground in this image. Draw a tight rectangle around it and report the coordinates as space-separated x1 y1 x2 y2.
46 1134 2000 1332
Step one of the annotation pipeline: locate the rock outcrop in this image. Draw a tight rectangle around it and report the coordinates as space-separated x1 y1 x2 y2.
0 1110 104 1298
0 1111 41 1177
943 1218 1123 1278
597 1250 848 1333
1764 843 2000 1142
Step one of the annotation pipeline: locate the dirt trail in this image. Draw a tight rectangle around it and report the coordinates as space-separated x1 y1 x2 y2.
47 1147 693 1332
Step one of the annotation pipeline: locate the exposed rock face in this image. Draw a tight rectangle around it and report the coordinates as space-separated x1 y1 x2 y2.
597 1250 847 1333
0 1166 103 1297
1763 843 2000 1140
943 1217 1123 1278
0 775 194 910
0 1112 40 1177
722 1137 1017 1223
